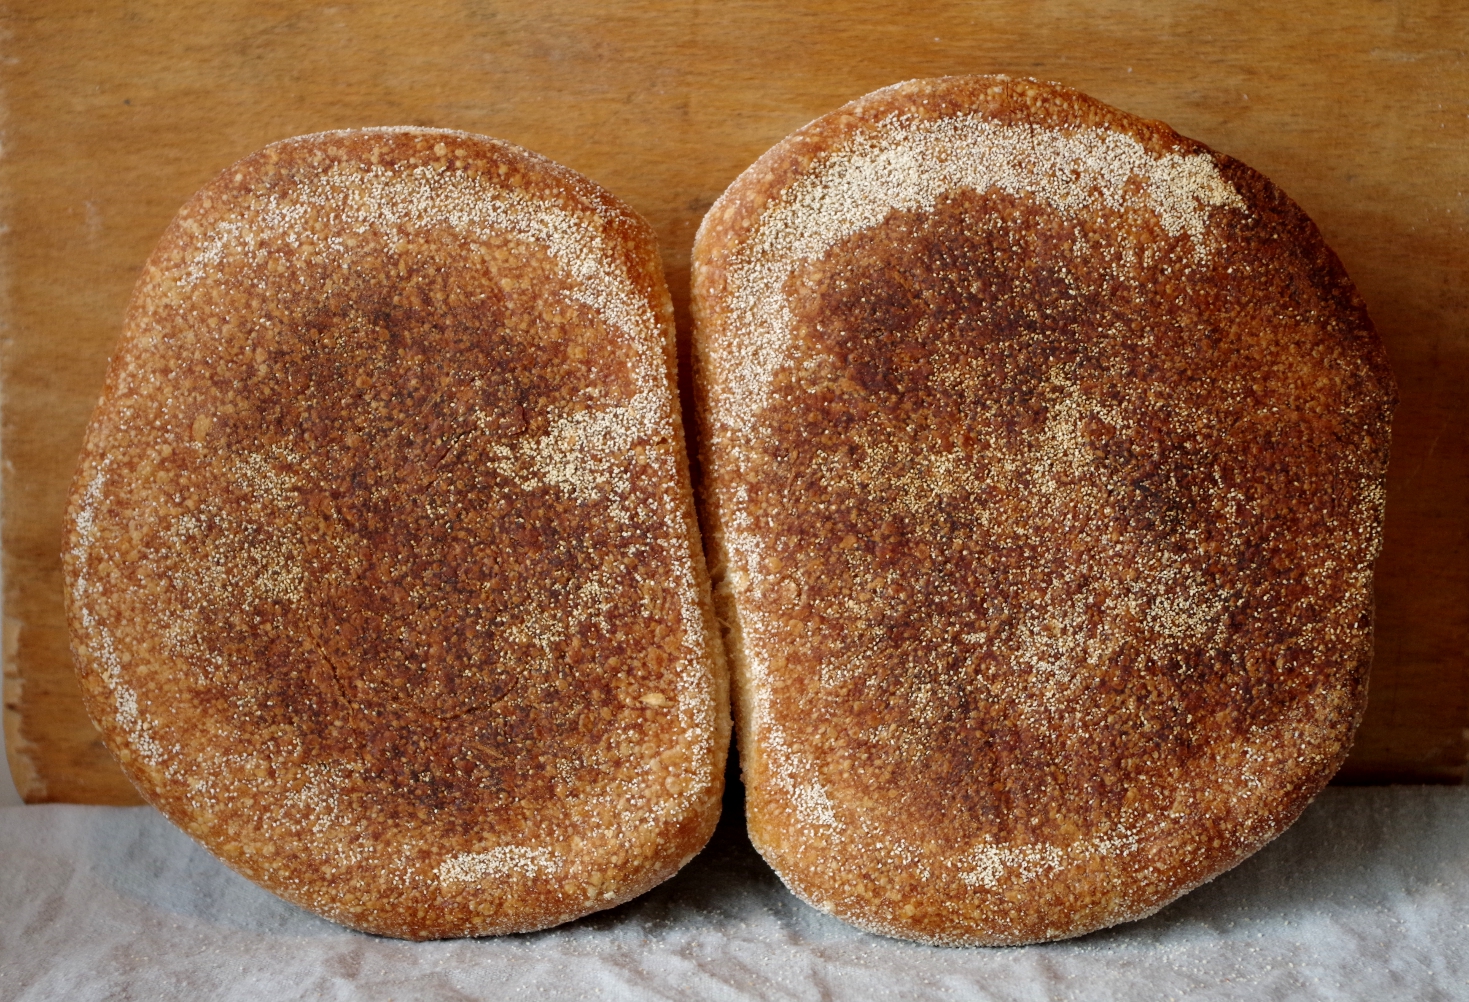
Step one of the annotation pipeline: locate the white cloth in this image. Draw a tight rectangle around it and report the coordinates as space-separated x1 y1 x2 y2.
3 787 1467 1001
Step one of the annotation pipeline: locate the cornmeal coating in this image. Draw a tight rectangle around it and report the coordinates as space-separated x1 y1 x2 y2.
692 76 1395 945
65 128 728 939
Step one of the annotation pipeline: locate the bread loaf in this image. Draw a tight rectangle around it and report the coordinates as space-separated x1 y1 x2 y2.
691 76 1395 945
63 128 729 939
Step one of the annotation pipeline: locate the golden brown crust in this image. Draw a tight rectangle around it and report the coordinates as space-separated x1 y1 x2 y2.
63 128 729 939
692 76 1395 945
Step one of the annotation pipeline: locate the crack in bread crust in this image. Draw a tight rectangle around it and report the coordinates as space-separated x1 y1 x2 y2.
692 76 1395 946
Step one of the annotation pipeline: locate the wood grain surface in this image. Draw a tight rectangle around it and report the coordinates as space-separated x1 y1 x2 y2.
4 1 1466 803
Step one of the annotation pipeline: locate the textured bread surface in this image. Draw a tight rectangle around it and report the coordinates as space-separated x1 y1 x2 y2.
691 76 1395 946
63 128 729 939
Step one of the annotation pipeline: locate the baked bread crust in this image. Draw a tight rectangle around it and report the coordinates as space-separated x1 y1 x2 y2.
691 76 1395 945
63 128 729 939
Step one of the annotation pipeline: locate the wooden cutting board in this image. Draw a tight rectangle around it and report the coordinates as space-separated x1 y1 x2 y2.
5 0 1466 803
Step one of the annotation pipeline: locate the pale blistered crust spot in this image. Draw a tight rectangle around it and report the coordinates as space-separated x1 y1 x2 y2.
692 76 1395 946
63 128 729 940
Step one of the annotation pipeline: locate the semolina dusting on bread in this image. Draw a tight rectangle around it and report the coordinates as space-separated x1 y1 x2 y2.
691 76 1395 945
63 128 729 939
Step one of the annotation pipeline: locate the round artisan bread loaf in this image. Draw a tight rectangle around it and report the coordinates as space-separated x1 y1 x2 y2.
64 128 728 939
691 76 1395 945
